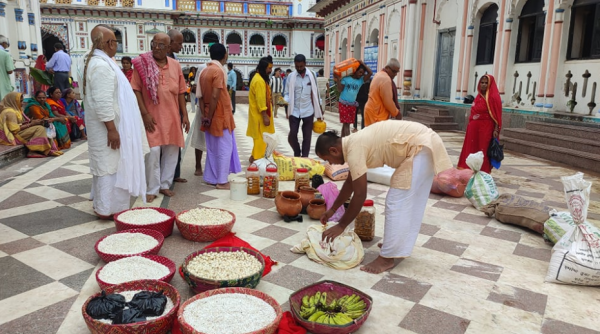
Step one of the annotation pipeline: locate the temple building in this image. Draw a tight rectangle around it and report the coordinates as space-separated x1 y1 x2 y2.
37 0 325 85
311 0 599 117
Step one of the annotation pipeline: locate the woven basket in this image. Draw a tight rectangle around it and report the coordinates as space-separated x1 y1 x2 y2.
94 228 165 263
177 287 282 334
95 255 177 289
175 208 236 242
289 280 373 334
82 279 181 334
114 207 176 237
181 247 265 294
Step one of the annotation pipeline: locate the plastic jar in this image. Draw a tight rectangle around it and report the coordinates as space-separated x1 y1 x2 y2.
262 164 279 198
295 168 310 192
246 164 260 195
354 199 376 241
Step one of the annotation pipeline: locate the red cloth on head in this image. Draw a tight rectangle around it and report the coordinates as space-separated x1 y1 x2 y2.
35 55 46 70
480 74 502 130
276 311 307 334
204 232 277 276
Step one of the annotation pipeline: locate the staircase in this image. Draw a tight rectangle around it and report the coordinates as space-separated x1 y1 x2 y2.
0 145 27 168
404 105 459 131
502 121 600 173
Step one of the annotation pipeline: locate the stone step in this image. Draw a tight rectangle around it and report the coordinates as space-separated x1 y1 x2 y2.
502 137 600 173
404 117 459 131
406 111 456 123
414 105 450 116
503 128 600 155
0 145 27 168
525 121 600 142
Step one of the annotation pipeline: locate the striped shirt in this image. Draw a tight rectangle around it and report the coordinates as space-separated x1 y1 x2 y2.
271 76 283 94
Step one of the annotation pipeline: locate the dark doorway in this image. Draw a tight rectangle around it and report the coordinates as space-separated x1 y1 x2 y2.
42 32 62 60
434 28 456 100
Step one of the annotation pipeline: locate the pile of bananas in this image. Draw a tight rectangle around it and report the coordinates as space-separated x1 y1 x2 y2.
299 291 367 325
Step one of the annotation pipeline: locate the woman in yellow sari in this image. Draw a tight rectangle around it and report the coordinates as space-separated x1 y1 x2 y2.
24 90 71 150
246 57 275 163
0 92 63 157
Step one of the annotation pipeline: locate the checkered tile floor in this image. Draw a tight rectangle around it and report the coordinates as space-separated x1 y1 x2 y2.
1 104 600 334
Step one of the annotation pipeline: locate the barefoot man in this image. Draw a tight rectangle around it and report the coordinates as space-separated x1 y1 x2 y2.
315 121 453 273
132 33 190 202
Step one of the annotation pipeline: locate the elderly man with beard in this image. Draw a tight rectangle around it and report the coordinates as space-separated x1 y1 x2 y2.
82 26 149 219
132 33 190 202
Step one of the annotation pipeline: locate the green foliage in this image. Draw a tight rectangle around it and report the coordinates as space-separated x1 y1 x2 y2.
29 67 53 86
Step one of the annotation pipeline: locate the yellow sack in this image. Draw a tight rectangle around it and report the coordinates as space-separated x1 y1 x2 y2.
273 151 325 181
291 222 364 270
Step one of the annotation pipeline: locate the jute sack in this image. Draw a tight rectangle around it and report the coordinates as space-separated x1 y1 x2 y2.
483 193 552 234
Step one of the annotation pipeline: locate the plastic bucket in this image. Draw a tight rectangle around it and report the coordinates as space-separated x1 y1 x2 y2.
230 177 248 201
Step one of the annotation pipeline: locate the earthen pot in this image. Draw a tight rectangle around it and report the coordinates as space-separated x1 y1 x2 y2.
298 186 317 209
275 191 302 217
307 199 327 220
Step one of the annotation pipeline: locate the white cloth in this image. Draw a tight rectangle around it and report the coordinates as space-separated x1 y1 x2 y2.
92 174 130 216
84 49 149 200
146 145 179 195
192 64 208 151
284 70 323 119
380 148 435 258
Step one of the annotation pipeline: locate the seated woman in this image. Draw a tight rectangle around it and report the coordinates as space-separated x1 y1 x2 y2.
60 88 87 140
46 87 84 142
24 90 71 150
0 92 63 157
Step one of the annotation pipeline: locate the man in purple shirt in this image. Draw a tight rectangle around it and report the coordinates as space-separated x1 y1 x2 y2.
46 43 72 92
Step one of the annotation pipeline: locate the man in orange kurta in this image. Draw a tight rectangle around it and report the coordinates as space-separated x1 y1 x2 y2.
364 58 402 126
132 33 190 202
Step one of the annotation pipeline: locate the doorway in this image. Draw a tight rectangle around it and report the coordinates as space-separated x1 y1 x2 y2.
42 33 62 60
434 28 455 100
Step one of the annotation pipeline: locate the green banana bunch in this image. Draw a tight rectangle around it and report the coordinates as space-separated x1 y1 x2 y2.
299 292 367 324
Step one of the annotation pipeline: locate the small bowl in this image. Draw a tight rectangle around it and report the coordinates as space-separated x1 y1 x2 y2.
95 255 176 289
177 287 282 334
175 208 236 242
114 207 176 237
94 228 165 263
181 246 265 294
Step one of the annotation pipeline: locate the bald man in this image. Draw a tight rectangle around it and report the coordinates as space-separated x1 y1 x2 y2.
83 26 148 219
132 33 190 202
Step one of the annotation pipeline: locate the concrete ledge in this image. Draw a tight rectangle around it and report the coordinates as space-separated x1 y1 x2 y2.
0 145 27 168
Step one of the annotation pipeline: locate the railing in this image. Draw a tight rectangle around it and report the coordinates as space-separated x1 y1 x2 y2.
271 46 287 58
177 0 196 11
42 0 135 6
314 49 324 59
180 43 197 55
248 46 265 57
508 68 539 108
561 68 598 116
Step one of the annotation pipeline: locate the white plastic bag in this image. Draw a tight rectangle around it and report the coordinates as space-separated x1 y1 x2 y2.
366 165 395 186
46 123 56 139
544 210 600 245
545 173 600 285
291 222 364 270
464 151 499 210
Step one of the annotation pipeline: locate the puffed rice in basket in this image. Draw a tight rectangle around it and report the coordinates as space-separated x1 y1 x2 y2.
177 287 282 334
94 228 165 263
95 255 176 289
114 207 176 237
175 207 236 242
180 246 265 294
82 279 181 334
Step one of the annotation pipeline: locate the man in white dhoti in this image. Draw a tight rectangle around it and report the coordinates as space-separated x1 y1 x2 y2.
82 26 149 219
315 121 453 274
192 63 207 176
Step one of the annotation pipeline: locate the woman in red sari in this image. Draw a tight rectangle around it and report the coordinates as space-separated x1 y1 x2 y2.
33 55 50 93
457 74 502 173
46 87 84 141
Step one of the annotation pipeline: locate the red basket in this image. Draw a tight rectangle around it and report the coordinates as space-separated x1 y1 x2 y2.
175 208 236 242
289 280 373 334
82 279 181 334
94 228 165 263
177 287 282 334
95 255 176 289
114 207 176 237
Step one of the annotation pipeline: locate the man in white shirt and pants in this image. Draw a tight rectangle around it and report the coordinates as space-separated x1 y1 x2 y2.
284 54 323 157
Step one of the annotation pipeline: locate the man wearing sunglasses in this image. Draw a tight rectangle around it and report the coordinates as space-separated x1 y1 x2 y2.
363 58 403 127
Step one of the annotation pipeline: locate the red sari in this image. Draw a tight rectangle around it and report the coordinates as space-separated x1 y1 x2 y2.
457 74 503 173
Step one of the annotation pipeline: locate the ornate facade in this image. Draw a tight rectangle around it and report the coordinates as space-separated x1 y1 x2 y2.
39 0 325 83
313 0 600 116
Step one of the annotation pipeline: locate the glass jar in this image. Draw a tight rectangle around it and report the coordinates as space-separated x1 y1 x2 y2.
294 168 310 192
262 164 279 198
354 199 376 241
246 163 260 195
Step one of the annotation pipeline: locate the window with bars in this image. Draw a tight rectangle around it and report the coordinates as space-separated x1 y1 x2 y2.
515 0 545 63
567 0 600 60
476 4 498 65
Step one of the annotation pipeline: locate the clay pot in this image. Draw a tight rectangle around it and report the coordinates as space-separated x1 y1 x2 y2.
307 199 327 220
298 186 317 209
275 191 302 217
